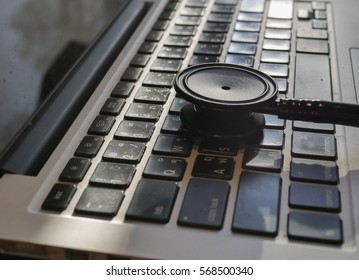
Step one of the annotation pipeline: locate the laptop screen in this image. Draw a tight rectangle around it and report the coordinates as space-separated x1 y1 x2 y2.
0 0 123 155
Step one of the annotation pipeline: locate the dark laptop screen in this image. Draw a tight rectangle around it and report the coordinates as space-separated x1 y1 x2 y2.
0 0 123 155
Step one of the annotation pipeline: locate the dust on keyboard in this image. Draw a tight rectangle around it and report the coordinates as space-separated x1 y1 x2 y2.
42 0 343 246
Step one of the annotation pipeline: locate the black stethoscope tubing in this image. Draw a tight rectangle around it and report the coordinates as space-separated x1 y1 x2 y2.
175 63 359 129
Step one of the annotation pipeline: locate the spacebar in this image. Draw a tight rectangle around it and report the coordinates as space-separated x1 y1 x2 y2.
294 53 332 101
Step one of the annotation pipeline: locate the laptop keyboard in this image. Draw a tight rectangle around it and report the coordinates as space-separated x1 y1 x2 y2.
42 0 344 246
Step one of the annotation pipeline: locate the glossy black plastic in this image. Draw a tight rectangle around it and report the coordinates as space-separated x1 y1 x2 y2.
174 63 359 141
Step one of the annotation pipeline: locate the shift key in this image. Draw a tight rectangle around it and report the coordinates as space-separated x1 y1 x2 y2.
232 171 281 236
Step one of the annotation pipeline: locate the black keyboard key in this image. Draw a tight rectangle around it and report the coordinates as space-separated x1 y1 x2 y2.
287 211 343 244
138 41 157 54
146 30 164 42
75 187 124 217
242 148 283 172
74 136 104 158
199 33 226 44
161 115 188 134
180 6 205 16
315 10 327 19
159 10 175 20
297 8 312 20
265 28 292 40
289 182 341 212
88 115 115 136
158 46 188 60
100 97 125 116
291 131 337 160
263 39 291 51
134 87 170 104
143 155 187 181
290 158 339 184
110 81 134 98
237 12 262 22
273 78 288 93
192 155 234 180
164 35 192 47
232 31 259 43
42 183 77 211
126 179 179 223
194 43 223 55
165 2 180 11
268 0 293 19
186 0 208 8
203 22 229 33
296 38 329 54
138 88 160 111
121 67 143 82
255 129 285 149
225 54 254 67
266 18 292 29
293 121 335 133
176 15 201 26
178 179 230 229
143 72 176 87
153 134 193 156
130 54 151 67
217 0 237 6
312 19 327 29
295 53 331 100
232 171 281 236
312 2 326 11
152 20 170 31
207 12 232 23
90 162 136 189
188 55 219 66
170 25 197 36
125 103 163 122
261 50 290 64
297 28 328 40
169 97 187 114
151 59 182 73
212 4 235 14
103 140 146 163
235 21 261 32
115 120 155 142
59 158 91 183
259 63 289 78
240 0 265 13
264 114 286 129
199 140 238 156
228 42 256 55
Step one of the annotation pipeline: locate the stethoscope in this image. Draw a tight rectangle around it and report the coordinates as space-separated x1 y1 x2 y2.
174 63 359 142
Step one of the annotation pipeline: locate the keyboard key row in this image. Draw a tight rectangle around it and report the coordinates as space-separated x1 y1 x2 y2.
41 0 343 247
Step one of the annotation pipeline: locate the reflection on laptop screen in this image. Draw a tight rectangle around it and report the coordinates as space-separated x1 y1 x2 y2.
0 0 122 154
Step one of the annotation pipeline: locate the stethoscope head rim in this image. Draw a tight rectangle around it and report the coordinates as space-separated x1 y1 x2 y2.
174 63 278 112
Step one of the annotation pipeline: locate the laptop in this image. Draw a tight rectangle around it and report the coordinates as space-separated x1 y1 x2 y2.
0 0 359 259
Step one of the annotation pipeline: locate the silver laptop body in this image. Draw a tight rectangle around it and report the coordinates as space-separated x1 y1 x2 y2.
1 0 359 259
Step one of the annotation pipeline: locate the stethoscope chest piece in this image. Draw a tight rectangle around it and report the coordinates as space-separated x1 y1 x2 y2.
174 63 278 141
